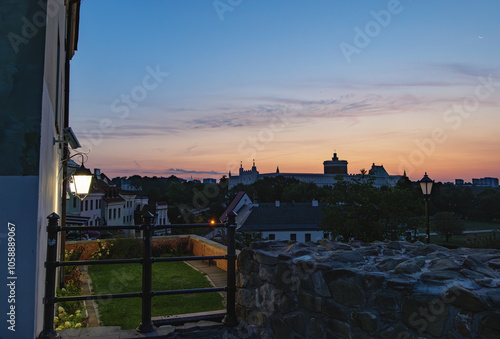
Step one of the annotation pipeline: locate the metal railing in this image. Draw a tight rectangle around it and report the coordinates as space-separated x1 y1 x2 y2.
38 211 238 338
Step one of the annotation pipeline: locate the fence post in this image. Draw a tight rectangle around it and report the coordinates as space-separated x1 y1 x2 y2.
223 211 238 326
137 211 156 333
38 213 60 339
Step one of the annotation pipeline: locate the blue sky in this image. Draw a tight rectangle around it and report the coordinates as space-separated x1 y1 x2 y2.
70 0 500 182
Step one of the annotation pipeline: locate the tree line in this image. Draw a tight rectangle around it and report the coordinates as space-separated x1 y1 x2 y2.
114 174 500 243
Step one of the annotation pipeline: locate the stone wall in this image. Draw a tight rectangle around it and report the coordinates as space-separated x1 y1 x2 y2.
235 240 500 338
189 234 239 271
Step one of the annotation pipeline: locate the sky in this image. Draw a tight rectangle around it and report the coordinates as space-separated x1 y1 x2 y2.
70 0 500 183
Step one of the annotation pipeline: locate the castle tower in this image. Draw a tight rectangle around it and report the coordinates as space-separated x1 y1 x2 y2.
323 152 348 174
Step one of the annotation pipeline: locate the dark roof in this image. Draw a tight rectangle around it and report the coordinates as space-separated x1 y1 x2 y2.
369 164 389 176
241 202 324 231
220 191 247 222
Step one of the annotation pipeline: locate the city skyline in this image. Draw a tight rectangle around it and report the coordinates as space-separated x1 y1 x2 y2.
69 1 500 183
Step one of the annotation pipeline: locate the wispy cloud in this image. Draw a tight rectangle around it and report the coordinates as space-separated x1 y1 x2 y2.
105 167 225 178
166 168 225 176
428 62 499 78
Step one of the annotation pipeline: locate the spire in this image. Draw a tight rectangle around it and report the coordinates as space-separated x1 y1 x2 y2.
253 159 255 167
276 166 280 174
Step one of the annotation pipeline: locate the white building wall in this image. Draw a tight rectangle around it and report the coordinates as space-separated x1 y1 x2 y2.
80 193 104 225
261 231 325 243
122 196 136 225
104 202 126 226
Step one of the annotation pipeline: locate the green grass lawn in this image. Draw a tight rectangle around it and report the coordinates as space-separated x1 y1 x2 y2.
460 220 500 231
432 231 500 249
88 261 225 329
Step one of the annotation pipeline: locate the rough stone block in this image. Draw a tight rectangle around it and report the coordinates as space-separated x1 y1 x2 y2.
323 299 349 321
463 255 498 278
236 272 248 288
238 288 256 309
331 250 364 263
379 323 409 338
284 312 307 336
394 259 421 274
488 258 500 269
402 296 449 337
298 291 322 313
369 291 399 310
376 258 406 271
352 312 378 333
420 270 461 283
362 272 386 290
442 285 489 312
237 248 255 274
254 251 280 265
259 264 276 283
453 310 473 337
429 257 461 271
312 271 331 297
270 315 300 339
324 269 365 306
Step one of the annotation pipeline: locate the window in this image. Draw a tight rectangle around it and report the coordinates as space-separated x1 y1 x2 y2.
109 209 112 220
118 208 121 218
85 200 88 211
90 200 93 210
290 234 297 241
73 197 77 209
113 208 116 219
305 233 311 242
268 234 275 240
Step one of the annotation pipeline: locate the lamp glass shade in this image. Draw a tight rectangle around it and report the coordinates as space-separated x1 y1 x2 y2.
72 164 93 199
68 178 76 194
419 173 434 196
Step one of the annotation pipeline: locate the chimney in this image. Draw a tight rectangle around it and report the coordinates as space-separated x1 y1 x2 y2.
94 168 101 177
275 200 280 207
312 200 319 207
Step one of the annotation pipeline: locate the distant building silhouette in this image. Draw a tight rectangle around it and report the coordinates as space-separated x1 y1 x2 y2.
323 152 348 174
229 151 402 189
472 177 499 188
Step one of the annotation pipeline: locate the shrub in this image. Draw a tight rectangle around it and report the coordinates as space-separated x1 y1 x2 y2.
109 237 142 259
54 303 87 330
64 246 84 275
90 240 113 260
152 242 174 257
152 238 191 257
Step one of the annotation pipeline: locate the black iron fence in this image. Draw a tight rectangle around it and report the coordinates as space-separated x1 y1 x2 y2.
38 211 238 339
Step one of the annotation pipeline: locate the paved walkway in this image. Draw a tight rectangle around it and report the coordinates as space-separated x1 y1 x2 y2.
79 266 100 327
186 260 228 299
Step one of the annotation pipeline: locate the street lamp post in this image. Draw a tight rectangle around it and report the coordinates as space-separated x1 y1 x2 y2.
419 172 434 244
